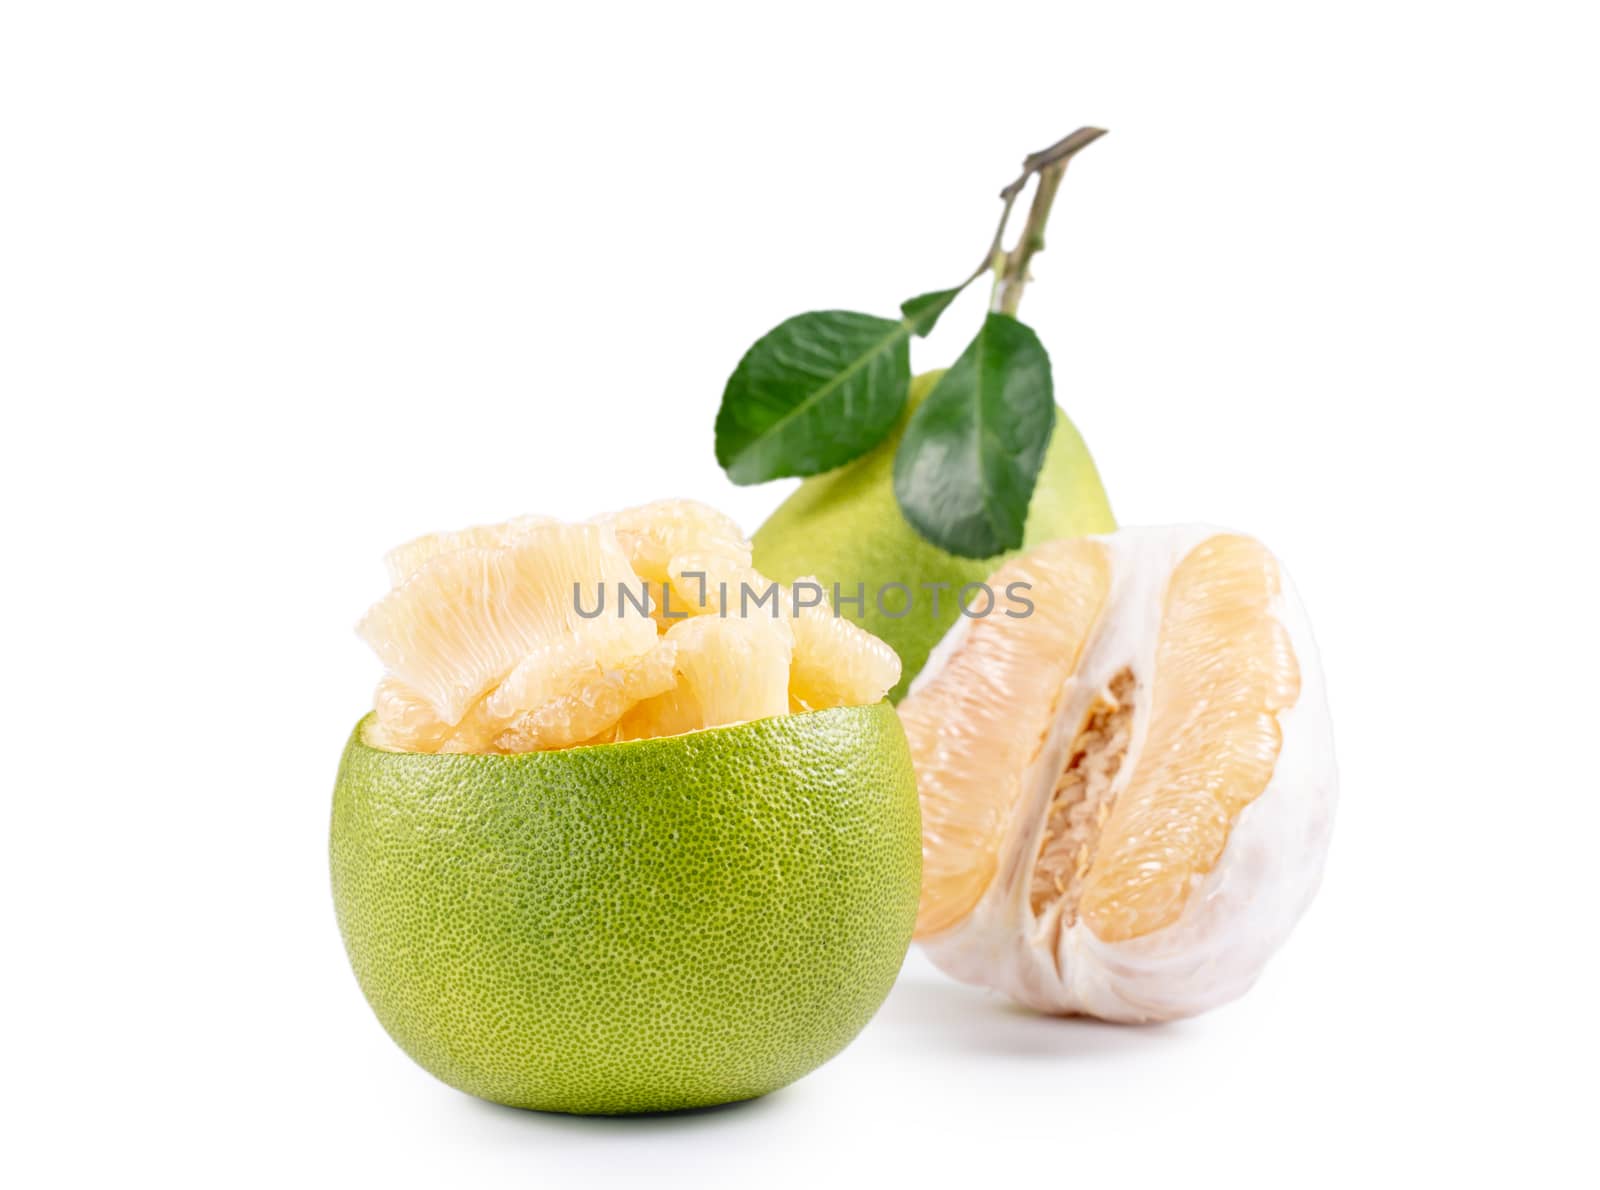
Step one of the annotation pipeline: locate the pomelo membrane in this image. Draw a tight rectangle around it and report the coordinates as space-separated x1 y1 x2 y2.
900 525 1336 1022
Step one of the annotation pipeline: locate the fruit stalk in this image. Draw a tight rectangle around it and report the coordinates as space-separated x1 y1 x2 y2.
989 126 1106 316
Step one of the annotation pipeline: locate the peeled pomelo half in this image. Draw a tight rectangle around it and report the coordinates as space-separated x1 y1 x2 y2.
900 525 1336 1022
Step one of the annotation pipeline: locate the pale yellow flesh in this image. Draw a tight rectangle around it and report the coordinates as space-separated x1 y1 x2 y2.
361 500 902 754
1078 535 1299 941
661 555 900 716
359 523 652 728
899 538 1112 937
904 533 1300 944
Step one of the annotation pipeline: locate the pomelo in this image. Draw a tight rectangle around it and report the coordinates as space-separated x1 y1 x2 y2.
752 371 1116 701
330 702 921 1114
899 527 1336 1022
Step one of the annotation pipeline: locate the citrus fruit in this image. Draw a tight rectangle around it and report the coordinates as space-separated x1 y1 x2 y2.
358 499 900 754
752 370 1116 701
330 703 921 1114
336 499 919 1112
358 521 656 737
616 614 790 740
598 498 752 585
899 525 1336 1022
383 513 557 586
786 581 902 713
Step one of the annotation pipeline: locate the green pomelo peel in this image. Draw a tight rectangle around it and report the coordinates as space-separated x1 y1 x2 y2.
331 703 921 1115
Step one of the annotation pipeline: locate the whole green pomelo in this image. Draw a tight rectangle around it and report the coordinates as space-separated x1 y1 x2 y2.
330 703 921 1115
752 370 1115 700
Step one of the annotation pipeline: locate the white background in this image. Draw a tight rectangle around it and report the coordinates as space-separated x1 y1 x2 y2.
4 2 1597 1186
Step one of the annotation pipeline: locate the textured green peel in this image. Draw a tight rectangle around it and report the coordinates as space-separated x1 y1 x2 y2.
330 702 921 1114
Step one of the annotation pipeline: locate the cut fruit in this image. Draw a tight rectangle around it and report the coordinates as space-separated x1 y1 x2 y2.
357 522 656 732
491 640 679 752
384 514 557 587
602 499 752 585
370 675 459 753
664 552 790 635
343 508 924 1114
787 579 907 715
906 538 1112 937
619 615 792 740
673 614 790 728
357 500 901 754
1076 536 1302 943
603 501 754 633
661 560 901 713
899 526 1336 1022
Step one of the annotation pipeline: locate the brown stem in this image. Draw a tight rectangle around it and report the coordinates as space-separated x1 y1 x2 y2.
989 127 1106 316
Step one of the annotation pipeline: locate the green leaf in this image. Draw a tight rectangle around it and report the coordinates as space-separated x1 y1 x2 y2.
900 287 962 338
892 312 1056 558
715 310 912 485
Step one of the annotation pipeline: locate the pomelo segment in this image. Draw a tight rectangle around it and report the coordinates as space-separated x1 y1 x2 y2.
786 577 902 715
370 675 459 752
900 525 1336 1022
660 558 900 713
384 514 557 586
491 640 679 752
357 523 651 728
664 553 790 634
602 499 752 585
357 500 901 754
620 615 792 740
1077 535 1301 942
902 538 1112 936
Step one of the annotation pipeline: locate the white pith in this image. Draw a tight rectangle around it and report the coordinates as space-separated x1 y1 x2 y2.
913 525 1339 1023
